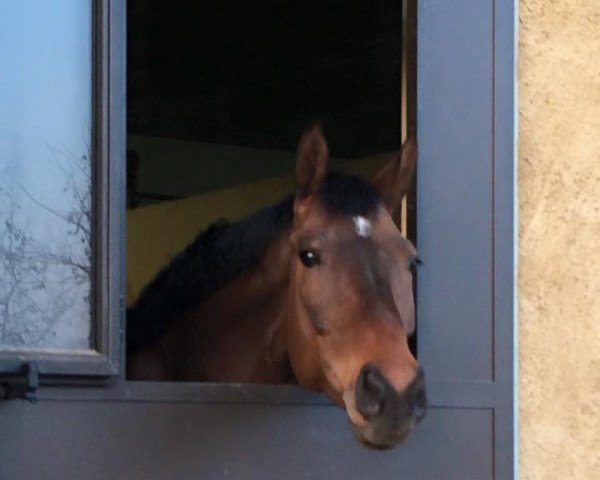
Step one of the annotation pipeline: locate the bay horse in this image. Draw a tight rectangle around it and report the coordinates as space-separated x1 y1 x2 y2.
127 126 426 449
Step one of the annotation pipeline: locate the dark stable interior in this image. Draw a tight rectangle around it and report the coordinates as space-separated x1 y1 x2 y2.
127 0 402 159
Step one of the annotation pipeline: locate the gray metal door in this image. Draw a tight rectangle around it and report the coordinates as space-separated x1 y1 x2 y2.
0 1 516 478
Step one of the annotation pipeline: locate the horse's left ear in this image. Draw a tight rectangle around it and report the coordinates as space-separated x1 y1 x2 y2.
296 125 329 198
372 135 417 213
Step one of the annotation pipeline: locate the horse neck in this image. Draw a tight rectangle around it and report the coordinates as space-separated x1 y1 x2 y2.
178 229 294 383
240 229 294 367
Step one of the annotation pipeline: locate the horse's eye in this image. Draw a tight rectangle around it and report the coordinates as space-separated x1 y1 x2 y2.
299 249 321 268
409 257 422 274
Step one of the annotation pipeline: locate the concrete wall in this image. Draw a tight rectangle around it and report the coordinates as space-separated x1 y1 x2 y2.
519 1 600 478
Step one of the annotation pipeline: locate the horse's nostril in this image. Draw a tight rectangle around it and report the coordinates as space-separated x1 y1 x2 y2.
364 370 386 398
355 366 386 419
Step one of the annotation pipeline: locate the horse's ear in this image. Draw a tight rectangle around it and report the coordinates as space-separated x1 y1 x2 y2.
296 125 328 198
372 135 417 213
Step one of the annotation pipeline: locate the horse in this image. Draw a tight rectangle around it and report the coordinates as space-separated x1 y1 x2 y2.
126 126 426 449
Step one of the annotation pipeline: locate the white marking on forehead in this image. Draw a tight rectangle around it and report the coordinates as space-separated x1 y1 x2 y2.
353 216 372 238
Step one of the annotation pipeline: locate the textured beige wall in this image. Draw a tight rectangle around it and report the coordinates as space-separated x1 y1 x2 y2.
519 1 600 478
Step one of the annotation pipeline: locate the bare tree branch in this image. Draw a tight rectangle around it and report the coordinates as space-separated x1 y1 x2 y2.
19 185 91 238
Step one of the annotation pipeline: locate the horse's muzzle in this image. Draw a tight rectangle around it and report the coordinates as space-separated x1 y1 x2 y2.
351 364 427 449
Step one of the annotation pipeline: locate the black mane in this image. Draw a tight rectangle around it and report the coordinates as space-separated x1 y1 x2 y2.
127 171 382 352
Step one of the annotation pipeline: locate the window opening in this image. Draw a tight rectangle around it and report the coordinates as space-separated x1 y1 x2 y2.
126 0 416 385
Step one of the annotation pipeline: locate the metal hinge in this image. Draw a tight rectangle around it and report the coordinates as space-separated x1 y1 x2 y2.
0 362 39 403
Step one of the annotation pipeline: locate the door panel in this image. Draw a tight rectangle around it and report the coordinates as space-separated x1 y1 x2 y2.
0 400 492 480
416 1 516 478
417 0 494 384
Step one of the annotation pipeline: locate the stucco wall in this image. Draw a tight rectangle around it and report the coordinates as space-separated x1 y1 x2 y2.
519 1 600 478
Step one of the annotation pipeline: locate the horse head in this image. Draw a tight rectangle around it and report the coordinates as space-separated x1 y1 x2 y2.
286 126 426 449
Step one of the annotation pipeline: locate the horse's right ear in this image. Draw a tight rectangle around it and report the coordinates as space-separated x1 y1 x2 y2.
372 135 417 213
296 125 328 198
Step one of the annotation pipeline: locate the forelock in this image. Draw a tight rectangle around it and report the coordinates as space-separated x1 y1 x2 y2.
316 171 382 217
